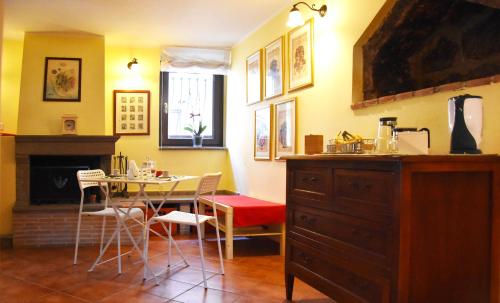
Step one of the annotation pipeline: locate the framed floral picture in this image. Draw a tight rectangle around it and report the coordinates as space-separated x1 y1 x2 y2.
43 57 82 101
264 36 284 99
275 98 296 159
254 105 272 160
246 50 262 105
288 19 314 92
113 90 150 135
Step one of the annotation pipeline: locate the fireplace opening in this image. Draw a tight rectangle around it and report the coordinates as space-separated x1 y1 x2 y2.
355 0 500 101
30 156 101 205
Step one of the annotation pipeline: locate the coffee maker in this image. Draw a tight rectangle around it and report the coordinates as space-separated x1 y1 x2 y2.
448 94 483 154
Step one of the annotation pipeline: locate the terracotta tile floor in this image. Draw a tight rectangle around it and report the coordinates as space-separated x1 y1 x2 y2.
0 235 334 303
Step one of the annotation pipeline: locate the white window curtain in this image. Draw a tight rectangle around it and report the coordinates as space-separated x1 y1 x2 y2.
161 46 231 75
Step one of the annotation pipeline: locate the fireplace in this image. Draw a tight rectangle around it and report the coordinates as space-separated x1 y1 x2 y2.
15 135 120 207
30 156 101 205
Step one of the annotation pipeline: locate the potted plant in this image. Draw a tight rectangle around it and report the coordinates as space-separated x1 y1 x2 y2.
184 120 207 147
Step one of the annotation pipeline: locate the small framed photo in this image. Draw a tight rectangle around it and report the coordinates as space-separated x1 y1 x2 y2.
288 19 314 92
43 57 82 101
275 98 296 159
113 90 150 135
246 50 262 105
264 37 284 99
254 105 272 160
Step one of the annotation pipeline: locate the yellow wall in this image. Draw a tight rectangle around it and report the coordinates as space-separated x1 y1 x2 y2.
227 0 500 203
0 136 15 235
17 32 105 135
104 46 235 191
1 38 23 134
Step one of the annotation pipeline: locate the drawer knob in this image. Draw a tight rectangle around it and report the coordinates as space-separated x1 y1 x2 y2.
298 252 312 264
301 176 318 183
299 215 317 226
350 182 360 189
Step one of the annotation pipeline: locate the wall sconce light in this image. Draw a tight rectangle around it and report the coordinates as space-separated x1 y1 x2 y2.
127 58 138 70
287 2 327 27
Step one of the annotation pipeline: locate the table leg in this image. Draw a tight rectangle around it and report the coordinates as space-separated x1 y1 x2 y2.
280 223 286 256
114 207 159 285
225 209 233 260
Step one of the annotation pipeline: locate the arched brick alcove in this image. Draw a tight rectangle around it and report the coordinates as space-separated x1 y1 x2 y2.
352 0 500 108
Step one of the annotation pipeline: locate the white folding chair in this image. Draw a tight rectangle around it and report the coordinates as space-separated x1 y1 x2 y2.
73 169 144 274
144 172 225 288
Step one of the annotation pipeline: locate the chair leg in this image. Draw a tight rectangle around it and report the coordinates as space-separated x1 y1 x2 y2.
144 221 151 280
168 222 172 268
214 220 225 275
196 224 208 288
117 220 122 274
100 216 107 254
73 213 83 265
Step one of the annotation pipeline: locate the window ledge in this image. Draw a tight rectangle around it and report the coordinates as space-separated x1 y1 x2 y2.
159 146 227 151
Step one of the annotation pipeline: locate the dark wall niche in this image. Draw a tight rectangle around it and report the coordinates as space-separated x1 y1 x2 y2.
356 0 500 101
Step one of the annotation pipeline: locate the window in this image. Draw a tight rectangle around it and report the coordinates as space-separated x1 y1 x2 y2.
160 72 224 147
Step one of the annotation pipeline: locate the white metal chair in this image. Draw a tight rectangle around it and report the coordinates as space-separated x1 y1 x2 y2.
144 172 225 288
73 169 144 274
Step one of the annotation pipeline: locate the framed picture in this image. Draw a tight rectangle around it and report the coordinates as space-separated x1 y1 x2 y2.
113 90 150 135
288 19 314 92
246 50 262 105
275 98 296 159
264 36 284 99
254 105 272 160
43 57 82 101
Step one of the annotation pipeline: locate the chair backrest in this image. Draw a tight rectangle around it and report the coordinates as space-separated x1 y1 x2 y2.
77 169 106 190
195 172 222 196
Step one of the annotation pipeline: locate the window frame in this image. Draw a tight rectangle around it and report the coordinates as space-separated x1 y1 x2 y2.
159 72 224 147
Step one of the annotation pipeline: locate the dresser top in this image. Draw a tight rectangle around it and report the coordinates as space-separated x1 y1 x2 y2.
280 154 499 163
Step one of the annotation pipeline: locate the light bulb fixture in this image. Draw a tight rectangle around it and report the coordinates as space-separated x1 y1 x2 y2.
287 2 327 27
127 57 138 70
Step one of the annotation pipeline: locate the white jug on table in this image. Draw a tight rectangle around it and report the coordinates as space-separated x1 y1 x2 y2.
127 160 139 179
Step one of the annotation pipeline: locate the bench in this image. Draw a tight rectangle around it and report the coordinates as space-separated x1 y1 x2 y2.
198 195 286 259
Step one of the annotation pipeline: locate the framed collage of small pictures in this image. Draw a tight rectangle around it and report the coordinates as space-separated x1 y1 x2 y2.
113 90 150 135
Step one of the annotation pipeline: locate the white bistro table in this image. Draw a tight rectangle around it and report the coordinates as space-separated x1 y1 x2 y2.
84 175 199 284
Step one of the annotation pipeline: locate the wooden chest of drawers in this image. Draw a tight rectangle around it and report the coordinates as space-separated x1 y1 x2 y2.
284 155 500 303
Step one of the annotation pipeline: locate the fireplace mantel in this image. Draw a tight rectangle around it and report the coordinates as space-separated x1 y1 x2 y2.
15 135 120 208
16 135 120 156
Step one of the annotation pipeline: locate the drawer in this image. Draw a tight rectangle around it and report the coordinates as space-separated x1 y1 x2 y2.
289 166 331 201
333 169 394 207
289 206 392 261
332 169 395 223
288 239 391 303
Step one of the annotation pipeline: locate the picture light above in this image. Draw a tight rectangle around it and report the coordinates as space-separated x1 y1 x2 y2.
287 2 327 27
127 57 138 70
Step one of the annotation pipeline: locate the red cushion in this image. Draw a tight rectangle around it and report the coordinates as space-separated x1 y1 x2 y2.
202 195 285 227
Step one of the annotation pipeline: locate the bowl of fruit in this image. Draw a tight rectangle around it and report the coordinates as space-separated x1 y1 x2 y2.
327 131 366 154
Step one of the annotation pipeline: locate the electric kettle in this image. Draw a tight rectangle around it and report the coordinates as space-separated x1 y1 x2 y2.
448 94 482 154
